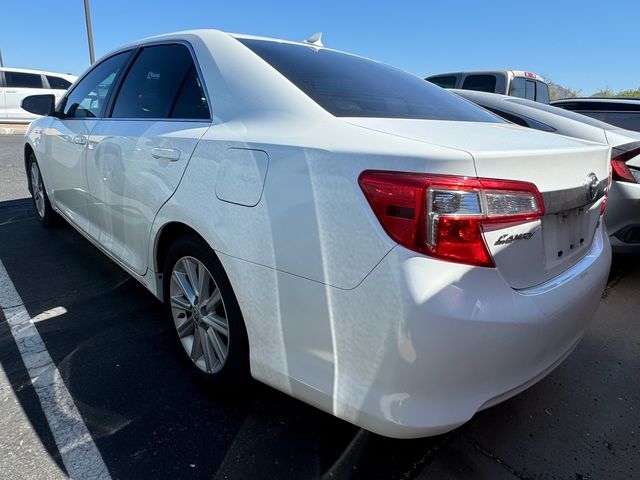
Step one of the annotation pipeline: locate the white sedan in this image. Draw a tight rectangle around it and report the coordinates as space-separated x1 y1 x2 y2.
22 30 611 438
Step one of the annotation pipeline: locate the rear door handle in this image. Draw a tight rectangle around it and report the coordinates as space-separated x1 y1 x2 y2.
73 135 87 145
151 147 180 162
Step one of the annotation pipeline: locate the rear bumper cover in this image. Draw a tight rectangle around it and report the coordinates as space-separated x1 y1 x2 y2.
326 221 611 438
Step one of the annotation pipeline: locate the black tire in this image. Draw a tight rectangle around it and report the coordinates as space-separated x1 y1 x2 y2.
162 234 250 390
27 154 60 227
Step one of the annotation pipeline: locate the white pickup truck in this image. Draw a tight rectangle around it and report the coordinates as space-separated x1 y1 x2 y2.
427 70 550 103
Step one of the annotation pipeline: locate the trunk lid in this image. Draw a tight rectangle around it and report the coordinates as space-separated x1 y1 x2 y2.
347 118 611 288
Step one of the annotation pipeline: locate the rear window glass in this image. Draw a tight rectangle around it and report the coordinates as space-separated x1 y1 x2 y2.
428 75 457 89
507 98 618 129
525 80 536 100
5 71 43 88
509 78 526 99
535 81 550 103
238 39 502 122
586 112 640 132
461 75 497 93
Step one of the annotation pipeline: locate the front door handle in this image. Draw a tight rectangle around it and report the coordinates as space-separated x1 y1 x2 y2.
151 147 180 162
6 89 18 93
73 135 87 145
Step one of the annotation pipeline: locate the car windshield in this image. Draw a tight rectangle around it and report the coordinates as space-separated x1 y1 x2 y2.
238 38 503 122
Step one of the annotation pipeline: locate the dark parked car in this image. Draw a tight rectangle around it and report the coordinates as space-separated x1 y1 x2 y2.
551 98 640 132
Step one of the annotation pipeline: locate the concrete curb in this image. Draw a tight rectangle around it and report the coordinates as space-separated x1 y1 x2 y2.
0 125 28 135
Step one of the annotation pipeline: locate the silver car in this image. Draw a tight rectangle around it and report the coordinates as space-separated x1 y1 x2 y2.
454 89 640 252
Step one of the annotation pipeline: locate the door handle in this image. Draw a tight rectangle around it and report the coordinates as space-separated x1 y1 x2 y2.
151 147 180 162
6 89 17 93
73 135 87 145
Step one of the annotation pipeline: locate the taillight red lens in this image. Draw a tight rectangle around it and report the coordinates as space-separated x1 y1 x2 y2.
610 144 640 183
359 171 544 268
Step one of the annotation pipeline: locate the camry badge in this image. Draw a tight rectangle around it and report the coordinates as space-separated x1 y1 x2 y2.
494 231 535 246
585 172 599 202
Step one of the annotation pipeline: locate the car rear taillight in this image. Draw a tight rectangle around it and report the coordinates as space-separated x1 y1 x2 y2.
359 171 544 268
611 143 640 183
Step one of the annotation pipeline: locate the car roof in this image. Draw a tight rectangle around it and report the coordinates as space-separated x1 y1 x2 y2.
552 97 640 104
0 66 77 81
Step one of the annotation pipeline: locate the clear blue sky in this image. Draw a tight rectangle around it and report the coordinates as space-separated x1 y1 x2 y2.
1 0 638 95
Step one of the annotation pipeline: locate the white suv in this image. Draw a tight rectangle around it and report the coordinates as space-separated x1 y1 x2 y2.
0 67 76 122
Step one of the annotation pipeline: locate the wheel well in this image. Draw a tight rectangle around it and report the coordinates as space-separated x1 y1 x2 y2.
155 222 206 274
24 144 34 189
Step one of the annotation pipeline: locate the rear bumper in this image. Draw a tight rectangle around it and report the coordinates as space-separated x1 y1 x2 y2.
328 221 611 438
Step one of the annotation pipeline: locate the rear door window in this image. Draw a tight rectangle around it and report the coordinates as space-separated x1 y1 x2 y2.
47 76 72 90
5 72 43 89
111 44 209 119
461 75 497 93
428 75 458 89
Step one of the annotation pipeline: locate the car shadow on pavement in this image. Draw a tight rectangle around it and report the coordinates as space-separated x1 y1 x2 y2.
0 199 448 479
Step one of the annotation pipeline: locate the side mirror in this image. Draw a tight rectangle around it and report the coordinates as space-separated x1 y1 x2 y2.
21 94 56 116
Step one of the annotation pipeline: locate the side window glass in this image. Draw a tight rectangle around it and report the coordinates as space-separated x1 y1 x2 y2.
428 76 457 89
63 51 131 118
47 76 72 90
509 78 526 98
461 75 497 93
535 81 550 103
5 72 43 89
525 80 536 100
170 66 210 119
112 44 207 119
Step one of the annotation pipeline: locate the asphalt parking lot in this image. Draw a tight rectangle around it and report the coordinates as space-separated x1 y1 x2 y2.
0 134 639 479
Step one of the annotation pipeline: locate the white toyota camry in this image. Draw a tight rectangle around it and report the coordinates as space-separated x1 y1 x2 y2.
22 30 612 438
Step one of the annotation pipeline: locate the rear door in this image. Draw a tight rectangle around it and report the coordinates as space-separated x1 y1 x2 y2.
87 43 211 275
4 71 45 121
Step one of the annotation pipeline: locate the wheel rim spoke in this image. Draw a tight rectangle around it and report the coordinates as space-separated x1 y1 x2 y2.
207 328 227 364
202 313 228 337
201 330 216 372
172 271 196 306
197 266 210 304
170 295 191 312
190 327 203 360
176 317 195 338
182 258 200 299
204 288 222 313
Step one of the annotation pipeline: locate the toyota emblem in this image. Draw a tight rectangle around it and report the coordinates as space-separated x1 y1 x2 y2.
585 172 599 201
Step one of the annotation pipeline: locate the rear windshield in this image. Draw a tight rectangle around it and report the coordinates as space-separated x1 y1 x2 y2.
507 98 617 129
238 39 502 122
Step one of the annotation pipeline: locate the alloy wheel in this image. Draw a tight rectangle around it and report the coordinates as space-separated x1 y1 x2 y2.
31 162 46 218
169 256 230 374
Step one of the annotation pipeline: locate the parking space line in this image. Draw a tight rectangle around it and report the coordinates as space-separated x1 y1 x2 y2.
0 260 111 480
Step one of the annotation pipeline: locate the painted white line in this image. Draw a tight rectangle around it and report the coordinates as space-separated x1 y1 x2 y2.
0 260 111 480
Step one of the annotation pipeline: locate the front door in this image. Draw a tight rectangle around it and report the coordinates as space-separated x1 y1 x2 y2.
87 43 211 275
45 51 133 238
